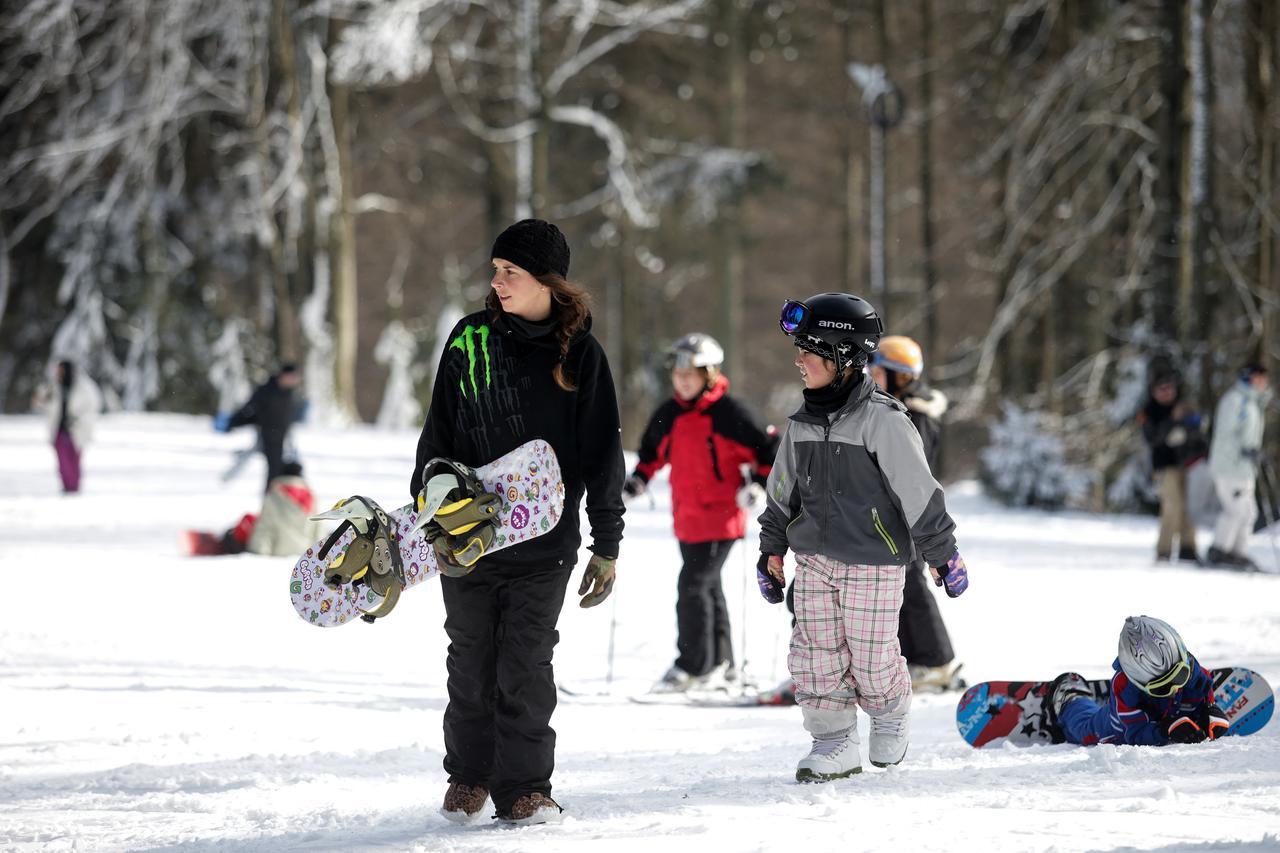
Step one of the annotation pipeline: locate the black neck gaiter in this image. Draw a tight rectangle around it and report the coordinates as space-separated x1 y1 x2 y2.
803 376 857 416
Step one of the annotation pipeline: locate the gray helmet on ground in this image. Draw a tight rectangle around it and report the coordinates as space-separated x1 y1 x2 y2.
667 333 725 371
1117 615 1188 693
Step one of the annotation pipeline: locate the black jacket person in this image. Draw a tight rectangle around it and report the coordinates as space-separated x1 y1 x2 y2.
869 335 958 689
226 365 304 491
413 219 625 826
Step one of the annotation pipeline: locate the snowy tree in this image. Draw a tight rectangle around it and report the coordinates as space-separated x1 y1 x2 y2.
333 0 708 225
0 0 368 419
208 322 255 416
980 402 1090 510
0 0 264 408
373 320 423 430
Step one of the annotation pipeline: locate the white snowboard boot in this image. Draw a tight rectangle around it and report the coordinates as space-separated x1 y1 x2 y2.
652 665 697 693
796 707 861 782
867 696 910 768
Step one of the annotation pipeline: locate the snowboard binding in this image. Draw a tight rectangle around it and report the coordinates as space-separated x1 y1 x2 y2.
412 457 504 576
311 496 405 622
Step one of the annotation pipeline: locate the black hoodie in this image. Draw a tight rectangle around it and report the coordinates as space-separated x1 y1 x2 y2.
412 308 625 569
1139 387 1206 472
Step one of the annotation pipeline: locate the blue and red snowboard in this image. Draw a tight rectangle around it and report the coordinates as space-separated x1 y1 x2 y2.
957 667 1274 747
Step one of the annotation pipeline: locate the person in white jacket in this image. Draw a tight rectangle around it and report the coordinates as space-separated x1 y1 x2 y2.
33 360 102 494
1206 363 1271 569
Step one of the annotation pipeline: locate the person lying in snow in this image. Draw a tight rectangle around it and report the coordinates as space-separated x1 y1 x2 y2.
186 463 323 557
1048 615 1229 746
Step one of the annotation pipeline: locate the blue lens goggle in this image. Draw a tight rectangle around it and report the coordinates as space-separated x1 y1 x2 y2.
779 300 810 335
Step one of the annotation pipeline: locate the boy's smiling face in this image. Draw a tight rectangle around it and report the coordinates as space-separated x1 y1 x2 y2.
795 348 837 390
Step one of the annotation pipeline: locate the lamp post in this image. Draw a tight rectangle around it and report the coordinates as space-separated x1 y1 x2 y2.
847 63 905 321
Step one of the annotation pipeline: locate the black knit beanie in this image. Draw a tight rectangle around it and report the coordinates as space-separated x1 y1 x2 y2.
490 219 571 278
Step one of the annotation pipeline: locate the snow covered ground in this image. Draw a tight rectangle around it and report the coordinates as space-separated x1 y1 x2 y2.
1 413 1278 853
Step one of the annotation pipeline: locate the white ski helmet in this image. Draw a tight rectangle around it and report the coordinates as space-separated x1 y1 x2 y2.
667 333 725 371
1117 615 1190 695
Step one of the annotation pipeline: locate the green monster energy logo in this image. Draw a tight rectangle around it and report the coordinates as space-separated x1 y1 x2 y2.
450 324 492 398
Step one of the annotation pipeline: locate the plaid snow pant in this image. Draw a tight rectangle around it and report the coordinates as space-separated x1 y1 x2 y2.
788 553 910 714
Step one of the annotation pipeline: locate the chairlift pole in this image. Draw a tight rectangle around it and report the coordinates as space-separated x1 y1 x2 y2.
846 63 905 322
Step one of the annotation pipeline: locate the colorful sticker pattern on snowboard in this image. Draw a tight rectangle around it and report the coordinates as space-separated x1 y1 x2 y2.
956 667 1274 747
1212 668 1275 737
289 439 564 627
955 680 1085 747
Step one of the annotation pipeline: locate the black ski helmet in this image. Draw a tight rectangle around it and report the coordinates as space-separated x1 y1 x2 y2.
779 292 884 378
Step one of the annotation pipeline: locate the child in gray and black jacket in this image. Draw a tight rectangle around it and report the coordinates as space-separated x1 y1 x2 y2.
756 292 969 783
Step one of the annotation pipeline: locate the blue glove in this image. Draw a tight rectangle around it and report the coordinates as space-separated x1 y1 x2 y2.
757 554 784 604
930 549 969 598
1182 413 1202 428
213 412 232 433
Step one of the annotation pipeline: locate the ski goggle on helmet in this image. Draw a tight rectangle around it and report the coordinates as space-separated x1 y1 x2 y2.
1117 615 1191 698
779 293 883 369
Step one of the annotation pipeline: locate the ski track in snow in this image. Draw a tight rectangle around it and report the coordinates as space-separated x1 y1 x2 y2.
1 413 1278 852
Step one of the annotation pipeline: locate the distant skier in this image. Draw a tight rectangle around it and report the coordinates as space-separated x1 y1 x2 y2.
624 332 777 693
1136 369 1207 564
216 363 305 492
413 219 625 826
757 292 968 782
1206 363 1271 569
868 335 963 693
32 359 101 494
1048 616 1229 746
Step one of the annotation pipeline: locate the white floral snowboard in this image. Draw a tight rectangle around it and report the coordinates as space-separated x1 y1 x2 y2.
289 439 564 627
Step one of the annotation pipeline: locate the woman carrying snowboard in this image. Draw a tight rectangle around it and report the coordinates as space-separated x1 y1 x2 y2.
412 219 625 825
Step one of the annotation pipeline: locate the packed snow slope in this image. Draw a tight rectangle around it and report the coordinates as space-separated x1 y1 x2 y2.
2 413 1278 853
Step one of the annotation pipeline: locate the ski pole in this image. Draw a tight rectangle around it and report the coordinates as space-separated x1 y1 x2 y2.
738 463 754 685
740 519 750 684
1263 461 1280 572
606 585 618 686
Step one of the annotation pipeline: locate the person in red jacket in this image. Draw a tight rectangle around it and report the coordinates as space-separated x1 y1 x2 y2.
625 333 777 691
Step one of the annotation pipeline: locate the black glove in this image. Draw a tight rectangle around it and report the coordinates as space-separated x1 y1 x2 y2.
757 554 784 604
1241 448 1262 464
1161 702 1207 744
622 473 646 498
1200 704 1230 740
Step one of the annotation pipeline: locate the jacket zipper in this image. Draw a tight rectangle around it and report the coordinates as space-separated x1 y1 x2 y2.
821 422 831 553
871 507 899 556
706 435 724 481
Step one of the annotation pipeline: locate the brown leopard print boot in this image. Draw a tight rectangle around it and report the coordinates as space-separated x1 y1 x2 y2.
441 782 489 823
497 792 563 826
